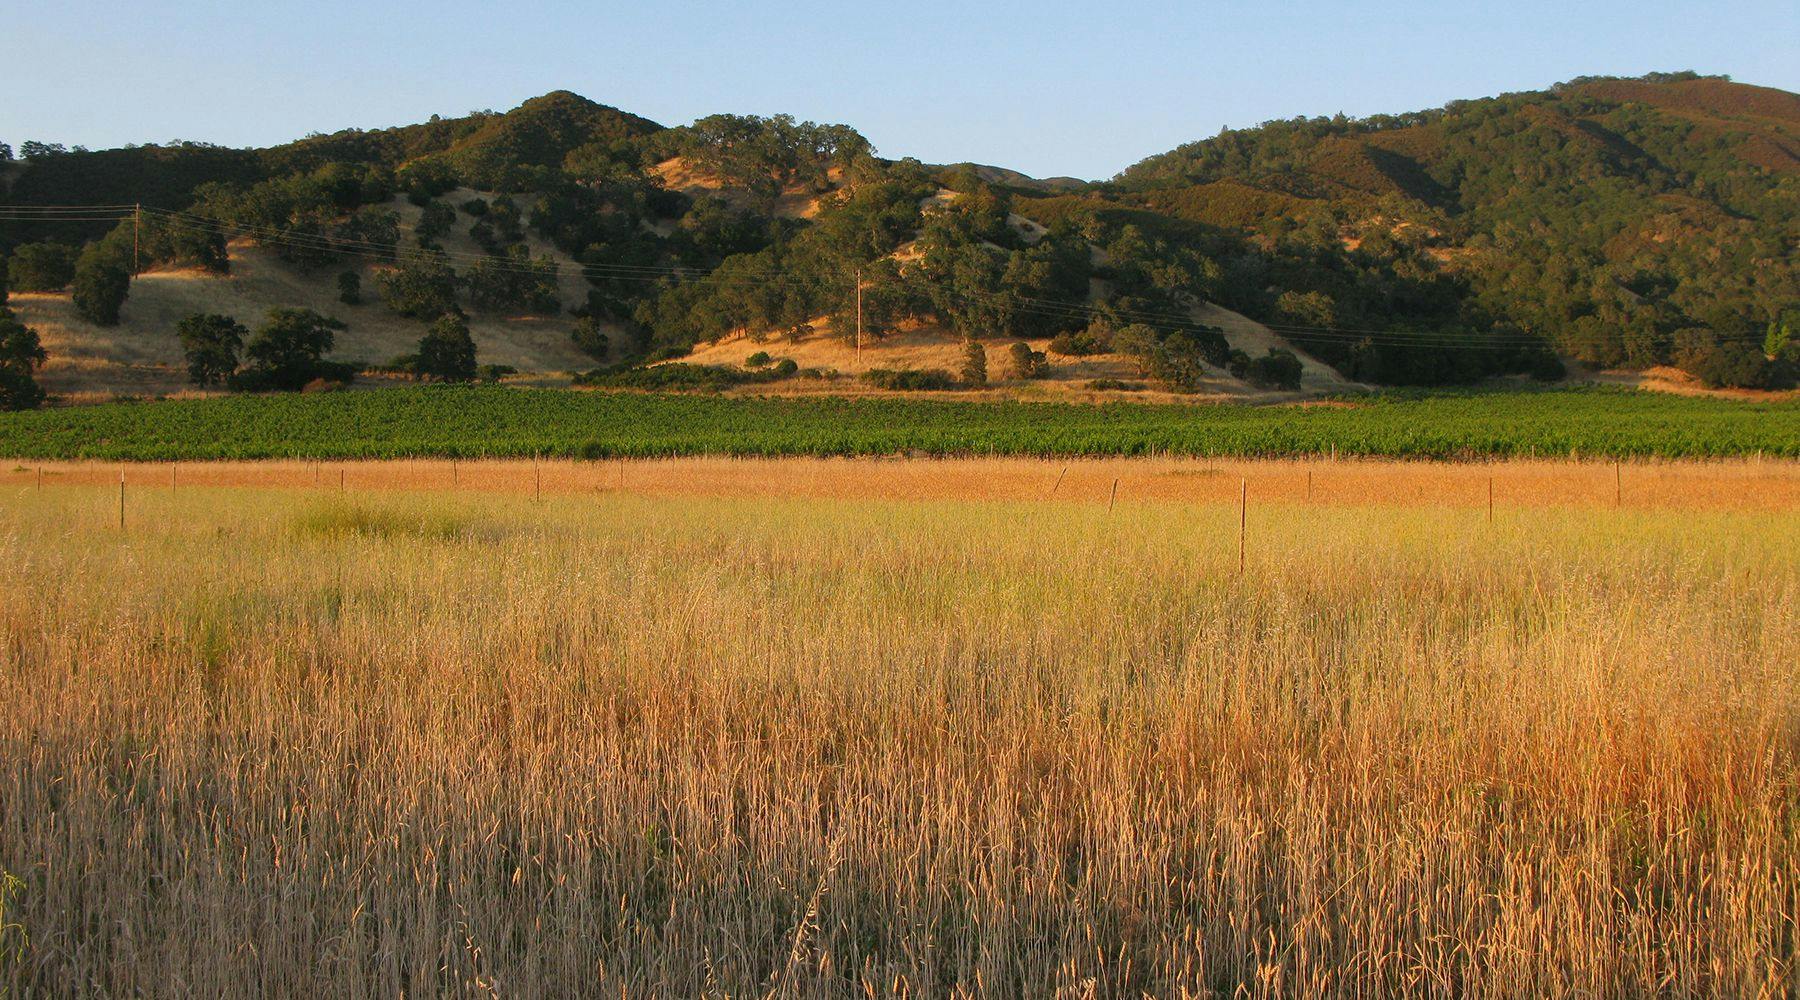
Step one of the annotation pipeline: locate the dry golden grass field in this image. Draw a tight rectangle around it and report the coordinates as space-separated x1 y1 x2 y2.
1 458 1797 996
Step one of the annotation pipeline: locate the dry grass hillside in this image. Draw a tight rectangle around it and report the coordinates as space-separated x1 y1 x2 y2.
8 188 596 399
679 302 1357 402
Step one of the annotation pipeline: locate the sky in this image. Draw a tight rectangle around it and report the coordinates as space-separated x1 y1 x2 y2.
4 0 1796 181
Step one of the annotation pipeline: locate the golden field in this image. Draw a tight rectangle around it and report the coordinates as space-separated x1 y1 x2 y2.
1 459 1797 996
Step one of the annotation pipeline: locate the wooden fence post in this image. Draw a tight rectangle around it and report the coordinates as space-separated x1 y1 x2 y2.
1238 478 1248 574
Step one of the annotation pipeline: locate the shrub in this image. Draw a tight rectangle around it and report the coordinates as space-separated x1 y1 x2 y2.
462 198 489 217
1008 341 1048 379
746 351 772 368
477 364 517 383
6 242 79 291
1049 323 1112 356
863 368 958 391
337 271 362 305
1087 378 1147 391
176 313 247 387
1244 348 1304 390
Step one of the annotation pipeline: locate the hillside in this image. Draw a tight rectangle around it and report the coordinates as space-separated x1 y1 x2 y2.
2 72 1797 408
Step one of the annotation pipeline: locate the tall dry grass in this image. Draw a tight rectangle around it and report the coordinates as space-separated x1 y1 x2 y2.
0 469 1796 996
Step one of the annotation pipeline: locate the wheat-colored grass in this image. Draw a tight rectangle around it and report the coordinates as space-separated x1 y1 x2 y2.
1 462 1796 996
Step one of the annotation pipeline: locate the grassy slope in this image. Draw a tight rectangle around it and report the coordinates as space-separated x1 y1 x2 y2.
0 386 1794 460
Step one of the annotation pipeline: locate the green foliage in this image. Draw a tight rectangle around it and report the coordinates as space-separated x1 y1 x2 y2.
415 200 456 245
378 252 458 318
1245 348 1305 390
571 317 611 362
6 243 79 291
961 339 988 387
415 310 479 382
176 313 247 386
0 387 1791 460
232 308 348 391
746 351 772 368
664 114 873 201
0 308 48 410
71 244 130 325
864 368 959 391
574 361 794 391
337 270 361 305
1008 342 1048 379
462 246 559 314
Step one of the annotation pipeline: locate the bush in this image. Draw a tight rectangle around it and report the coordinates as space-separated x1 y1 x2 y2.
745 351 772 368
863 368 958 390
1244 348 1304 390
337 271 362 305
1049 324 1112 356
462 197 489 217
1087 378 1147 391
1008 341 1048 379
477 364 517 384
71 246 131 326
7 242 79 291
176 313 247 387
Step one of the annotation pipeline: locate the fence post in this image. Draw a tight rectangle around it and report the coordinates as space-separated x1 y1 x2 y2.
1108 477 1119 514
1050 465 1068 499
1238 478 1247 574
1487 475 1494 525
119 470 126 531
1615 461 1621 508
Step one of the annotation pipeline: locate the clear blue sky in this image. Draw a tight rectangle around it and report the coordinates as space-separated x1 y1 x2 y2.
5 0 1795 181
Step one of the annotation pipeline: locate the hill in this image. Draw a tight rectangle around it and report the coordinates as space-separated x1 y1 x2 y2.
1 72 1796 409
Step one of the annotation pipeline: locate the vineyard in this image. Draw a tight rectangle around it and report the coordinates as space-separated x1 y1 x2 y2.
0 386 1796 460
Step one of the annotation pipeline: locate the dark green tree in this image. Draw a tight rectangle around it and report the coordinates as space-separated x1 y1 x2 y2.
71 246 130 326
415 309 478 382
570 316 610 361
378 252 458 318
0 308 48 410
175 313 247 387
337 270 362 305
961 338 988 387
236 308 347 390
6 243 79 291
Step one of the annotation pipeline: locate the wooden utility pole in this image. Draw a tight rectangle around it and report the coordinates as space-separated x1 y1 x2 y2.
534 454 542 503
132 204 141 276
1614 461 1622 508
854 268 863 366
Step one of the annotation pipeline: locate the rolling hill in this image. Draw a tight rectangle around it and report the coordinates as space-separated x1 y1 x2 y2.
1 72 1796 406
